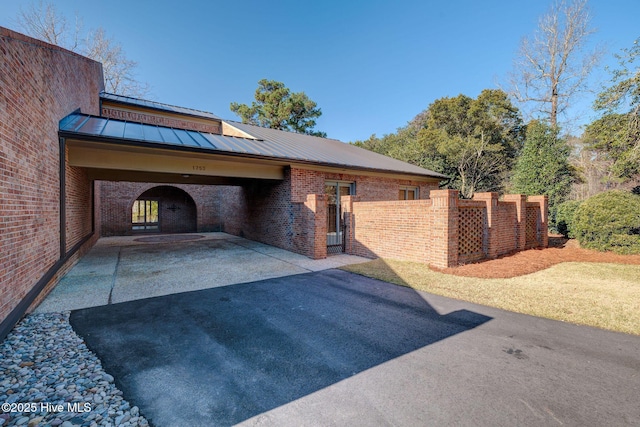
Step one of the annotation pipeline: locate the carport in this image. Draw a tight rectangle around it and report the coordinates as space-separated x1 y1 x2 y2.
58 108 298 252
58 110 289 246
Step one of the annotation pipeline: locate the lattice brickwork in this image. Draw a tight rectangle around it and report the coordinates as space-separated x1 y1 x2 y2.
526 206 541 248
458 207 485 260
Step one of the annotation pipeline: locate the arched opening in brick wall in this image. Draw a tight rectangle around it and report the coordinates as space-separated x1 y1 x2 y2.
132 186 197 234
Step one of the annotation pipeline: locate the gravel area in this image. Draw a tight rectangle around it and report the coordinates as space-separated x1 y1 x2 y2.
0 312 149 427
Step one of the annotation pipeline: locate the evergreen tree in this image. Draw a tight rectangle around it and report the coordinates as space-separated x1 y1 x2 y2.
512 121 575 226
230 79 326 137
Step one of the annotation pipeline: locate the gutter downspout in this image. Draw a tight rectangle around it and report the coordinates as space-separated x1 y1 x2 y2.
60 137 67 257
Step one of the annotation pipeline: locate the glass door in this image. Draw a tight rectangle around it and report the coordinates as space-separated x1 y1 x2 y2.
132 199 159 231
325 181 354 252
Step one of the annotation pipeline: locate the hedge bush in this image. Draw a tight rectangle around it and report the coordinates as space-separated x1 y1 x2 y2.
573 190 640 254
555 200 582 238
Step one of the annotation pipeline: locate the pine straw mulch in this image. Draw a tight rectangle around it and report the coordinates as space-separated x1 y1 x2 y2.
434 236 640 279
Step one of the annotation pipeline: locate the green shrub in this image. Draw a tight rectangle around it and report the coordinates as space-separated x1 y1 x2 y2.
555 200 582 238
573 190 640 254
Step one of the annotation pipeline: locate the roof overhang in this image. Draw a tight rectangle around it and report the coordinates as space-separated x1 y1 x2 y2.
59 113 447 184
64 139 286 182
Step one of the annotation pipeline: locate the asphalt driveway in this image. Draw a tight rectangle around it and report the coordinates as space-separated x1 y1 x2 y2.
70 269 640 427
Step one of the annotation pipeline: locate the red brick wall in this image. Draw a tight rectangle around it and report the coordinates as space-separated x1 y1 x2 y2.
0 27 103 323
324 172 438 202
30 180 101 310
218 168 440 257
65 161 94 250
290 169 325 203
100 181 140 236
495 203 518 256
216 186 245 235
236 170 294 250
99 181 234 235
290 169 439 203
347 199 434 263
345 191 548 268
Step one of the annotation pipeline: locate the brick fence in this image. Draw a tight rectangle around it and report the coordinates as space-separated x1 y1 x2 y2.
338 190 547 268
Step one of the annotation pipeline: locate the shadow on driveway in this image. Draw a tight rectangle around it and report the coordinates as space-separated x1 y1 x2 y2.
70 269 491 426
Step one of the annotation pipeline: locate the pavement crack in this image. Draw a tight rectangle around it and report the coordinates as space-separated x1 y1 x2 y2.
108 247 122 304
519 399 543 419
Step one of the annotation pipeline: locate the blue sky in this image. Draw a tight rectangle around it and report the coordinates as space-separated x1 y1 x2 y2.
1 0 639 141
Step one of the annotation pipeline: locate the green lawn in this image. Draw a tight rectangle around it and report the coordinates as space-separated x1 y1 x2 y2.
341 259 640 335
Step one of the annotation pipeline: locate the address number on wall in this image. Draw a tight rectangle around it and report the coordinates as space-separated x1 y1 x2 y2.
192 165 206 171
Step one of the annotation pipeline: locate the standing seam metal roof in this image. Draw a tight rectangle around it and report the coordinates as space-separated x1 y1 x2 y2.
59 112 447 179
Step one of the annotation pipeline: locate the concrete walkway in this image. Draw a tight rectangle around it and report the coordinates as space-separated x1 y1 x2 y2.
35 233 370 313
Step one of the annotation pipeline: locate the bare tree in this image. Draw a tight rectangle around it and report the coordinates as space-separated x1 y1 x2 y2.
568 136 618 200
508 0 601 128
15 1 149 97
15 1 80 50
83 28 149 97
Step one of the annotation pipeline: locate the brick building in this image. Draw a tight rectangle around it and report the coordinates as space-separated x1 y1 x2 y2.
0 27 547 339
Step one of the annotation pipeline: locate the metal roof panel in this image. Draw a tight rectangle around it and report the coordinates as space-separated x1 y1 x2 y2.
123 121 145 140
140 125 164 142
188 131 216 149
101 120 126 138
77 116 107 135
173 129 199 147
157 127 182 145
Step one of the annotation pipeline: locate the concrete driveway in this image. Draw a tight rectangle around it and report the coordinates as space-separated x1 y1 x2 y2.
35 233 370 313
69 269 640 427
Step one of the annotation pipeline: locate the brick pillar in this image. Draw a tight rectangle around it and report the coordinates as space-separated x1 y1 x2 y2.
429 189 459 268
527 195 549 248
340 195 359 254
504 194 526 251
473 192 499 259
305 194 327 259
